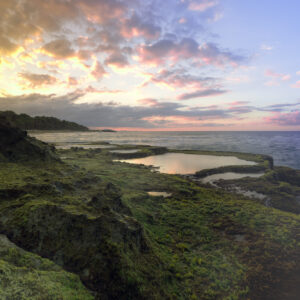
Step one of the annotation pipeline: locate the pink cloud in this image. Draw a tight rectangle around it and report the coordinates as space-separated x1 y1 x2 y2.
188 0 218 12
226 101 250 106
143 69 215 90
264 111 300 126
177 88 226 100
139 98 160 107
77 0 126 24
91 61 107 79
292 80 300 88
85 86 122 94
142 115 202 126
137 39 244 67
265 69 291 81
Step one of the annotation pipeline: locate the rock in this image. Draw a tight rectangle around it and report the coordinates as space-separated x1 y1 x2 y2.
0 116 58 162
1 201 149 299
89 183 131 215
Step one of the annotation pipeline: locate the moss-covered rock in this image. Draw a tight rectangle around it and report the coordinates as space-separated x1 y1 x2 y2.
0 234 93 299
0 137 299 299
0 116 58 162
1 202 149 299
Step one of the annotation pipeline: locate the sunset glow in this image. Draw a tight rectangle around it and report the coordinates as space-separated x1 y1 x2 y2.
1 0 300 130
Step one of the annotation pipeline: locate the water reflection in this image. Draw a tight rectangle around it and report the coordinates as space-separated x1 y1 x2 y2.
56 144 113 149
117 153 256 174
202 172 264 184
147 191 172 197
110 149 140 154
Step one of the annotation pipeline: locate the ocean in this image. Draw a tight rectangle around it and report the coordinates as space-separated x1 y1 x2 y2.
30 131 300 170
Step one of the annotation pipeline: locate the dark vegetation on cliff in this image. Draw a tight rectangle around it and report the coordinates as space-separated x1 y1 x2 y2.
0 121 299 299
0 110 89 131
0 116 58 162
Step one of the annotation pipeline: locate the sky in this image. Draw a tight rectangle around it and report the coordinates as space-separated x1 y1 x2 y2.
0 0 300 131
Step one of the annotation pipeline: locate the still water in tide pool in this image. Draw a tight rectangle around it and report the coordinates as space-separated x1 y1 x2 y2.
201 172 264 184
55 144 113 149
116 153 256 175
109 149 140 153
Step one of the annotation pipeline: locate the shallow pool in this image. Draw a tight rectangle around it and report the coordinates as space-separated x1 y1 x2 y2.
56 144 113 149
117 152 256 174
202 172 264 184
147 191 172 197
110 149 140 154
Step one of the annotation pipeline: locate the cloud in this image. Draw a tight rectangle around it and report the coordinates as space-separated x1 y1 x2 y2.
177 88 227 100
84 86 123 94
226 101 250 106
188 0 218 12
0 0 78 43
265 111 300 126
77 0 127 25
0 36 20 55
138 98 161 107
143 68 217 90
292 80 300 88
264 69 291 81
91 61 107 79
0 0 252 125
18 72 57 88
121 14 161 40
0 92 241 128
68 77 79 86
105 53 129 68
262 101 300 112
198 42 245 66
42 38 75 59
261 44 273 51
137 38 245 67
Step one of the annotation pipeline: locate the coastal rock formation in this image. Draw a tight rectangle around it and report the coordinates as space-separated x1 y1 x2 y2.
0 116 58 161
1 200 149 299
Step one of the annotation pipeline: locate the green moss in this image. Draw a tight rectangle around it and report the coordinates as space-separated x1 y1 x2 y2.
0 144 299 299
0 235 93 299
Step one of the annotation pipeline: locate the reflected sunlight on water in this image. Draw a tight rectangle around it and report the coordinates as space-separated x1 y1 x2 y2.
116 153 256 175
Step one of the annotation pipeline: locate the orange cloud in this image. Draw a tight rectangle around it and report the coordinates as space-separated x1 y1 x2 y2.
0 36 20 55
78 0 126 24
18 72 58 88
41 38 75 59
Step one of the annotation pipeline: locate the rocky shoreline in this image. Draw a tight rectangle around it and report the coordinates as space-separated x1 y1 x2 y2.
0 120 299 299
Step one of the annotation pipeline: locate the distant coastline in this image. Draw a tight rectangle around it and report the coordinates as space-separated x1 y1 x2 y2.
0 111 89 131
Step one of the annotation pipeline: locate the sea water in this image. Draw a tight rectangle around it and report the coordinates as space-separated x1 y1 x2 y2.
29 131 300 170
